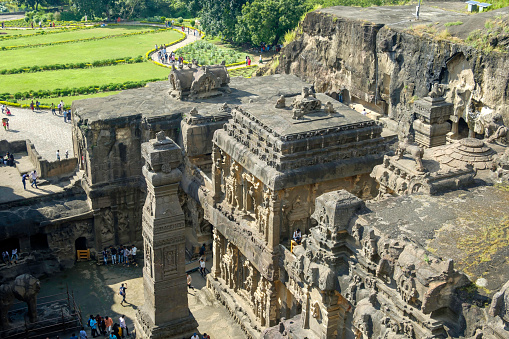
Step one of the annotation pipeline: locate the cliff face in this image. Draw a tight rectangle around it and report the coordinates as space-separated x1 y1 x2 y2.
276 8 509 126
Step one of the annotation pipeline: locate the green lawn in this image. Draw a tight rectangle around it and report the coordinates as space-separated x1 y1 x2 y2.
0 28 68 37
17 91 121 107
0 29 182 71
0 62 170 93
0 25 157 48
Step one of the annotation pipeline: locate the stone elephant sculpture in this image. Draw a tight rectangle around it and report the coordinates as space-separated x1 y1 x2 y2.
0 274 41 329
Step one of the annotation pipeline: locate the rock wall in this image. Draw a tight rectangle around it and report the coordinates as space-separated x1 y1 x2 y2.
276 9 509 126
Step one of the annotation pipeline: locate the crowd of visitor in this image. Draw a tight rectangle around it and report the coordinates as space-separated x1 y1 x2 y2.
79 314 129 338
102 245 137 267
2 248 19 265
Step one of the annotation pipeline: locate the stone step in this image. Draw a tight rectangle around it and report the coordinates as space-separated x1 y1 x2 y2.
15 155 35 175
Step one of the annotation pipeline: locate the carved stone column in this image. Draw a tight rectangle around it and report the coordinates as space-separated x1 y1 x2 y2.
134 131 197 339
267 190 281 251
211 228 222 278
211 144 222 204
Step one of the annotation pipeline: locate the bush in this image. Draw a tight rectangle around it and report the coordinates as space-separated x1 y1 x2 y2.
48 13 54 21
54 12 61 21
176 17 183 24
160 16 166 23
24 17 30 23
190 20 195 27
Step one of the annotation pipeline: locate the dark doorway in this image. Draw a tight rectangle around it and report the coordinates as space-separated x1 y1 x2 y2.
458 117 470 138
75 237 87 251
0 237 20 252
30 233 49 250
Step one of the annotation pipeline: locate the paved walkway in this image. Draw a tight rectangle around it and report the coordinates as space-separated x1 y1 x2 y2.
0 164 67 203
32 259 244 338
1 106 73 161
150 27 201 64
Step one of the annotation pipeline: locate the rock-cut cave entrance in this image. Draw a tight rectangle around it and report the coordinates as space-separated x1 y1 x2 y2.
75 237 87 251
0 237 20 253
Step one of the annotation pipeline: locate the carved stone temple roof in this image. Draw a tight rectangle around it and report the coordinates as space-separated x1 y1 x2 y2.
214 92 390 190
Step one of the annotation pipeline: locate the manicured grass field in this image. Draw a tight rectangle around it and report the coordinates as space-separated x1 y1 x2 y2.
0 62 170 93
0 29 182 70
0 25 157 48
0 28 68 37
17 91 121 107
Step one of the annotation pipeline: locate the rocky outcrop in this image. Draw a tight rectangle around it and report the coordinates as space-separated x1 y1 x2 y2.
273 7 509 127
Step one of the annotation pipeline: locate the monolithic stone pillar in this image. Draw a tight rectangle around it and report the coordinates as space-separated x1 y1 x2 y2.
135 131 197 339
267 191 281 251
211 144 222 204
211 228 222 278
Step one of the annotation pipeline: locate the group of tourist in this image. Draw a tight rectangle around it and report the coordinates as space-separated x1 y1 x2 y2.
191 333 211 339
245 56 252 66
155 46 185 66
102 245 137 267
2 248 19 265
1 152 15 166
259 42 282 54
79 314 128 338
56 149 69 161
21 170 39 189
2 104 11 131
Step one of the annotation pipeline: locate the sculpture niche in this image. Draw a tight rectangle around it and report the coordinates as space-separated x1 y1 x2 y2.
0 274 41 329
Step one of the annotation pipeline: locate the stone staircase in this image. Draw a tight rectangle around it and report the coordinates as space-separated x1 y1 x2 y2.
14 155 50 186
64 169 84 189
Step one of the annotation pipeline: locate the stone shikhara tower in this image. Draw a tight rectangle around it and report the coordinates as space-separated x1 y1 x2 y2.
135 131 197 338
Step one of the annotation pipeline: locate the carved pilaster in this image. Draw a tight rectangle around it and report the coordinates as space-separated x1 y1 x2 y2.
211 228 222 278
267 190 281 251
135 131 197 339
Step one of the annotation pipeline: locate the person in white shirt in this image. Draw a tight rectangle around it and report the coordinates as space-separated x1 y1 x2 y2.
199 258 206 276
293 228 302 245
187 273 193 290
191 333 199 339
119 315 128 337
361 108 367 116
131 245 137 265
11 248 18 262
30 170 38 189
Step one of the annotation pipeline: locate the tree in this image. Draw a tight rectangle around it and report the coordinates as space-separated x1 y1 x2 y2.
239 0 307 46
200 0 247 41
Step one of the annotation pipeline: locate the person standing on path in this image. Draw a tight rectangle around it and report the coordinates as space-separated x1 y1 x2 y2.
58 102 62 115
110 246 117 264
11 248 18 263
59 100 64 114
30 100 34 112
36 100 40 111
30 170 38 189
89 316 98 338
104 316 113 335
119 283 127 305
119 315 128 337
51 103 56 115
65 150 69 159
131 245 137 265
22 173 28 190
56 150 60 161
79 327 87 339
